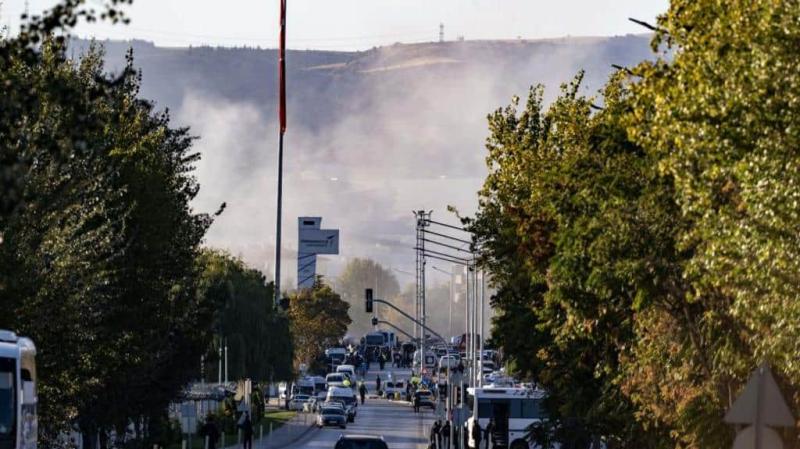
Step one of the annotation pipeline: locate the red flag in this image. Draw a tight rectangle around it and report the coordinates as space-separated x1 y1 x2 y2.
278 0 287 133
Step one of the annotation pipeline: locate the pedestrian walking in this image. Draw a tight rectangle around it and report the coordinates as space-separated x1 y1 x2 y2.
413 392 421 413
238 412 253 449
484 418 495 449
200 415 220 449
435 420 443 449
359 382 367 405
442 421 451 449
379 353 386 370
471 422 482 449
376 374 382 394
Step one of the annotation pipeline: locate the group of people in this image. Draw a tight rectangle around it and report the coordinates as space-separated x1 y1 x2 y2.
429 420 452 449
468 418 497 449
199 411 255 449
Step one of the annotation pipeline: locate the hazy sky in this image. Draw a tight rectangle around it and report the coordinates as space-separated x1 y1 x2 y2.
5 0 668 50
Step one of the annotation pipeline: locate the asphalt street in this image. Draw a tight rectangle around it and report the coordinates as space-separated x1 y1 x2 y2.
284 368 438 449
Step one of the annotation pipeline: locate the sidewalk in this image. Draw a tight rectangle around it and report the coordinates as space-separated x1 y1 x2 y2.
220 411 316 449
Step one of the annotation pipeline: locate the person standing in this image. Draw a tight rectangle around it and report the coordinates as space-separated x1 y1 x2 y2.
379 353 386 370
238 412 253 449
430 420 441 449
442 421 451 449
413 392 421 413
471 421 482 449
484 418 495 449
201 415 220 449
376 374 382 394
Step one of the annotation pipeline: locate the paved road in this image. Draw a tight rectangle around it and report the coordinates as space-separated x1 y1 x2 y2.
284 368 438 449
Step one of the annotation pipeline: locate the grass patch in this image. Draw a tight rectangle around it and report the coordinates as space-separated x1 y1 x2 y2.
168 411 298 449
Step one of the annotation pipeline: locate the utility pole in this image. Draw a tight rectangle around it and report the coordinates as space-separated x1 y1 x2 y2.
415 210 431 374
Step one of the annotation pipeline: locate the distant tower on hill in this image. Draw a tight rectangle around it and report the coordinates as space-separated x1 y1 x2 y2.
439 23 444 43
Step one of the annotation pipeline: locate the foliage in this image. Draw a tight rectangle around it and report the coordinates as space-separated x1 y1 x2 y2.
0 3 220 448
336 258 400 336
467 1 800 446
288 282 351 370
195 250 294 382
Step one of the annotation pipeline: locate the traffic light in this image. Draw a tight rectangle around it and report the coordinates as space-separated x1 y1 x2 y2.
371 317 378 326
365 288 373 313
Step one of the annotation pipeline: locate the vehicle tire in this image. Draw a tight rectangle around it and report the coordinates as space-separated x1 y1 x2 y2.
510 440 529 449
340 425 347 429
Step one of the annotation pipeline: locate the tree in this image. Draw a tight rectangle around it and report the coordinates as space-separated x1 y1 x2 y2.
0 6 217 447
196 250 293 382
288 282 351 371
336 258 400 336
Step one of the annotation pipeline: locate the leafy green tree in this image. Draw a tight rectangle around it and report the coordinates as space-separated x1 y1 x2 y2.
0 5 218 447
196 250 293 382
288 282 351 371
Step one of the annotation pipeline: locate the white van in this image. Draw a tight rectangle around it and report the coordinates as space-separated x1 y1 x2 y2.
326 386 358 422
336 364 355 379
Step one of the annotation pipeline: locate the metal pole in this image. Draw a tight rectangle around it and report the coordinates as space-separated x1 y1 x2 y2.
224 342 228 384
479 270 484 387
274 131 284 307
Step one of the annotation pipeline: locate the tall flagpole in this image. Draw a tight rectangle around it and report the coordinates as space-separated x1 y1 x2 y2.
275 0 287 307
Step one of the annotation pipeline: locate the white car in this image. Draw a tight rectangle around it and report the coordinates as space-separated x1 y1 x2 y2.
336 364 356 379
326 372 347 389
438 355 461 371
384 380 407 400
288 394 311 411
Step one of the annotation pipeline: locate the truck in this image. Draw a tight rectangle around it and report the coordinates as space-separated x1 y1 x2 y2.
0 330 37 449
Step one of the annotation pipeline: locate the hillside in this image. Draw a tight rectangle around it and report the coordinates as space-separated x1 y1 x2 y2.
71 35 655 281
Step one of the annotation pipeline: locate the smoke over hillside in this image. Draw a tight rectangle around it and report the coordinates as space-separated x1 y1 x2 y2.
75 35 654 288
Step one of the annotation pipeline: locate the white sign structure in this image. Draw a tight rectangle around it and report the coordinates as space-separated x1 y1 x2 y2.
725 364 794 449
297 217 340 289
299 229 340 254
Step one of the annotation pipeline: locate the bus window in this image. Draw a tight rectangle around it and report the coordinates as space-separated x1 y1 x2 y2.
0 358 15 440
521 399 543 419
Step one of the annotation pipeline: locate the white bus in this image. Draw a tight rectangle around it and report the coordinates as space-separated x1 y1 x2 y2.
0 330 37 449
466 387 546 449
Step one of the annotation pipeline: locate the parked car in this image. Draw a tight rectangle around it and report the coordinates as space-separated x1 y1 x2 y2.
384 380 407 400
316 406 347 429
305 396 320 413
288 394 311 411
438 354 461 371
334 435 388 449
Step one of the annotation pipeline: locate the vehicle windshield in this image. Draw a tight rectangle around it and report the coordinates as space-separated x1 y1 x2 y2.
298 385 314 395
0 357 15 439
334 439 389 449
327 375 343 382
293 395 309 401
365 335 384 346
332 395 355 405
322 408 344 416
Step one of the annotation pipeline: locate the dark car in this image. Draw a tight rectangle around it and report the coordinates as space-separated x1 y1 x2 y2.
334 434 389 449
414 390 435 409
316 407 347 429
